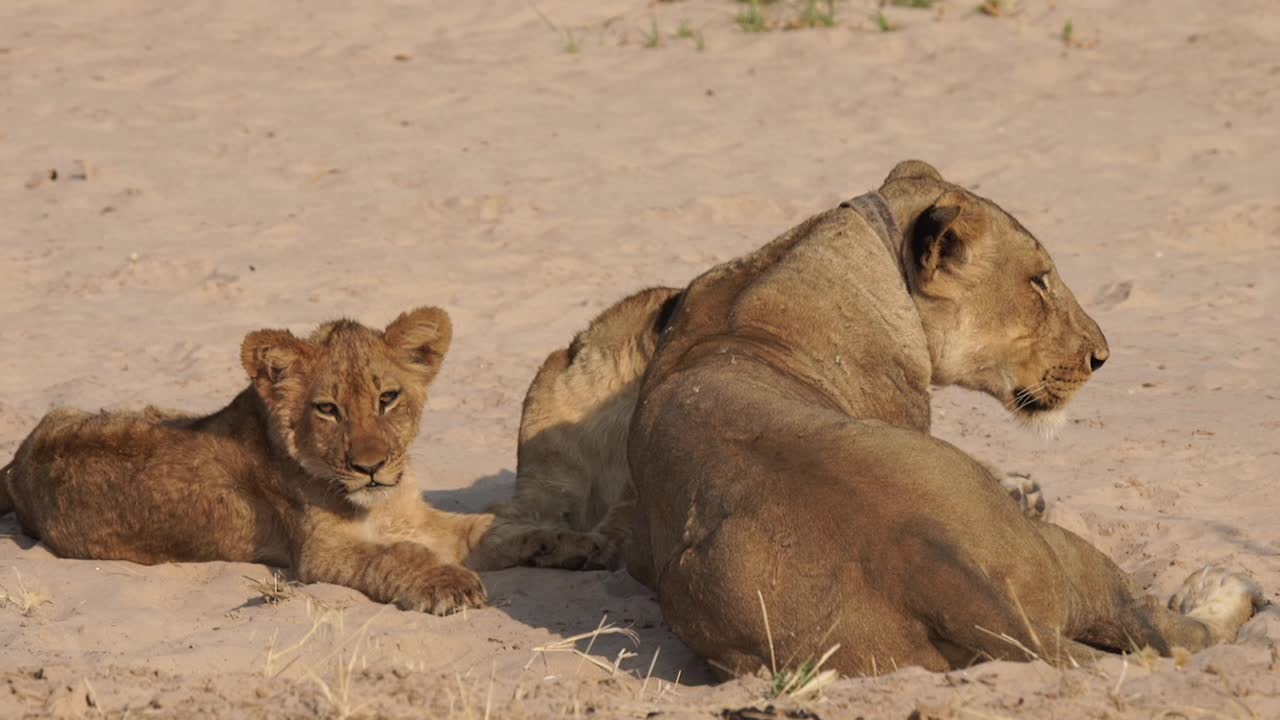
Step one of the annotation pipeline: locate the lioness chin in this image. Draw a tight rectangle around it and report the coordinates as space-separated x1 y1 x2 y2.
0 308 493 615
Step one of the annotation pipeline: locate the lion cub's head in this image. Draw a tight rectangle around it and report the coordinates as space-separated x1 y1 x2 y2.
881 161 1109 435
240 307 452 507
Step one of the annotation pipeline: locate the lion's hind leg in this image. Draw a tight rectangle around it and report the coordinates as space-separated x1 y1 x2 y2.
1165 564 1264 645
1036 522 1263 656
905 539 1105 670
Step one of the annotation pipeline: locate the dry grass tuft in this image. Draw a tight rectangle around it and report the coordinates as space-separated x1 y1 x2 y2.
976 0 1020 17
0 569 52 616
244 570 299 605
754 590 840 701
524 614 641 676
308 627 371 720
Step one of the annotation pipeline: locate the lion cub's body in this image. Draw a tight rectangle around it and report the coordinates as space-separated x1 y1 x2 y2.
468 287 681 571
1 309 493 615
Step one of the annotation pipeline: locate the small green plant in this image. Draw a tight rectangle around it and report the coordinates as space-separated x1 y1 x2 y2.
891 0 934 7
675 21 706 51
876 11 894 31
798 0 837 28
756 590 839 702
642 17 663 48
737 0 770 32
767 654 837 699
1059 18 1097 49
531 4 581 53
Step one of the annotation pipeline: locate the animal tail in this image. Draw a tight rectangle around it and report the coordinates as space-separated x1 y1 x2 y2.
0 459 14 516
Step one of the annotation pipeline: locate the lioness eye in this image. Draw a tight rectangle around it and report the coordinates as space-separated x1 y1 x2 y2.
314 402 339 417
1031 273 1050 291
379 390 400 410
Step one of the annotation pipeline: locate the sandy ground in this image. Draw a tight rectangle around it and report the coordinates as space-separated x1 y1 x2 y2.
1 0 1278 717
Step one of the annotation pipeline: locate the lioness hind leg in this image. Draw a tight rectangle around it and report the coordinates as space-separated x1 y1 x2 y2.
1167 564 1264 644
1036 522 1263 654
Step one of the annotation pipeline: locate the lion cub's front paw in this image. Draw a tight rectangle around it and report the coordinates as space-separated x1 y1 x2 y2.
1169 564 1265 642
1001 473 1046 519
396 564 488 616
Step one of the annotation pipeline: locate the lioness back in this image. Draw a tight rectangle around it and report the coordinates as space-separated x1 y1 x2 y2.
468 286 681 571
1 308 494 615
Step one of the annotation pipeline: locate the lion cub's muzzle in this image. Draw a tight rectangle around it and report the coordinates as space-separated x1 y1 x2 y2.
339 452 403 497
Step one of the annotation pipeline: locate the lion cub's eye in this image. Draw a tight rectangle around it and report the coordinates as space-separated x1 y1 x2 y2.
379 390 400 412
314 402 339 417
1031 273 1050 292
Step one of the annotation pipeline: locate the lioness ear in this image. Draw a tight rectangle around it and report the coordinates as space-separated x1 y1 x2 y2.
384 306 452 384
910 191 989 287
884 159 944 185
241 329 311 399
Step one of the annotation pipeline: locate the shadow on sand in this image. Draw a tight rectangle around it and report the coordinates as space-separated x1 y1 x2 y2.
424 469 515 513
439 470 713 686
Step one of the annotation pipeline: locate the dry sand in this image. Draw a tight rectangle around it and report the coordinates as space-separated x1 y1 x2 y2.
1 0 1278 717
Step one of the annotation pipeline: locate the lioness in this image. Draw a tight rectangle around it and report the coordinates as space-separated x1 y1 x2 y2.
469 284 1046 573
0 308 492 615
625 161 1262 675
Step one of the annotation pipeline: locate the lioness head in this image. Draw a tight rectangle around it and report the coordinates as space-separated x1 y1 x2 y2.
240 307 452 507
880 160 1109 434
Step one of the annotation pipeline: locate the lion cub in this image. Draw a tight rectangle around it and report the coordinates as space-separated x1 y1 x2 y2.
0 308 493 615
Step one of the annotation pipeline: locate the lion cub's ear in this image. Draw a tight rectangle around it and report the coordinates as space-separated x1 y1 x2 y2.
241 329 312 401
909 190 990 290
384 306 452 385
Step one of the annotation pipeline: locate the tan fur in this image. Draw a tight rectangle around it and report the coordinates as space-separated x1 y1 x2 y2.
468 287 681 572
0 309 494 615
624 161 1262 677
469 283 1055 573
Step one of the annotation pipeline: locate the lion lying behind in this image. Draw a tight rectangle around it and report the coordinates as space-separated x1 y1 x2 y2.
1 308 493 615
468 287 681 573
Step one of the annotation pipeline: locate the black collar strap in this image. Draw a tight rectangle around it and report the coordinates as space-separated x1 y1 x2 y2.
838 191 900 264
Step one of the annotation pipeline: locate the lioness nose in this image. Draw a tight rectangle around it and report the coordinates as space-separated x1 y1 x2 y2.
349 458 386 477
1089 347 1109 372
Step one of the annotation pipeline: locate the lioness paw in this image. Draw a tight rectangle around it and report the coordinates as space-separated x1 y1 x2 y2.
1168 564 1264 642
1001 473 1046 519
524 528 615 571
396 564 487 616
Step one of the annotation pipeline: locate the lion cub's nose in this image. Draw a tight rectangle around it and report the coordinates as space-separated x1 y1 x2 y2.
1089 347 1110 372
348 457 386 478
